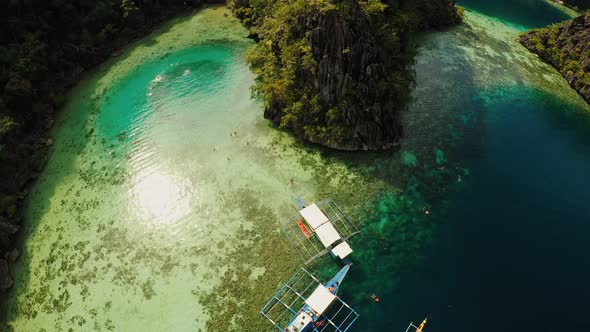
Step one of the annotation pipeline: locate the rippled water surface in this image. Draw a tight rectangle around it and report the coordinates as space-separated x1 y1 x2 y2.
459 0 574 28
4 2 590 332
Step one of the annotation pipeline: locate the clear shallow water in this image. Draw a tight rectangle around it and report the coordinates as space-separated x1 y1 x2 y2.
458 0 574 28
4 2 590 332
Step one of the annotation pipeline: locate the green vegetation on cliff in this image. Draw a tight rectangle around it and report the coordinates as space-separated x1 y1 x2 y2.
232 0 461 150
520 13 590 104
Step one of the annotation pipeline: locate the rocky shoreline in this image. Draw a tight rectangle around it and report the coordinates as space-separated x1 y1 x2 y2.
520 13 590 105
0 1 227 296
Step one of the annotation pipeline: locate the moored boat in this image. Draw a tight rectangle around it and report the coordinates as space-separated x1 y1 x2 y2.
281 195 360 265
261 264 359 332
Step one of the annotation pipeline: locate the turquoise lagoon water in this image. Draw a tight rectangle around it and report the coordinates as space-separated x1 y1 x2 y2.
4 2 590 332
459 0 574 28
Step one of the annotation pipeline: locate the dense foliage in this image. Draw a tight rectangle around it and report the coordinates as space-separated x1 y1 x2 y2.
231 0 461 150
520 13 590 104
0 0 219 290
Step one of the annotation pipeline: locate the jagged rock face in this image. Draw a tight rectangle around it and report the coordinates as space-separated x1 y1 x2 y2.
307 7 402 150
248 0 460 150
260 3 403 150
520 13 590 104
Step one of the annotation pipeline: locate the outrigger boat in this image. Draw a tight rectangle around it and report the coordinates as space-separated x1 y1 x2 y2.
281 195 360 265
261 264 359 332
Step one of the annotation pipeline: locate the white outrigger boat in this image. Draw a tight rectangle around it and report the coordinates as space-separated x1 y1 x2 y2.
261 264 359 332
280 195 360 265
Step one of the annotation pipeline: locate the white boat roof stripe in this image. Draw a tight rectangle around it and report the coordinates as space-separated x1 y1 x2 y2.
305 285 336 315
288 312 313 329
315 223 341 248
299 203 329 230
331 241 353 259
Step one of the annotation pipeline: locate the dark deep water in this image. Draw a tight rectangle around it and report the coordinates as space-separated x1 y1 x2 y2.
361 2 590 331
385 88 590 332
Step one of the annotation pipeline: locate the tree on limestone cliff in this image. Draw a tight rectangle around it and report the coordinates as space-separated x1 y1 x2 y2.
234 0 461 150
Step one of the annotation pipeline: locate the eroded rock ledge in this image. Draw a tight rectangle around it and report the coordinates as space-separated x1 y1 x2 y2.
520 13 590 104
233 0 462 151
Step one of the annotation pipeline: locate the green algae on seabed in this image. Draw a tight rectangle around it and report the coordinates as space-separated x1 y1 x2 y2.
5 5 590 332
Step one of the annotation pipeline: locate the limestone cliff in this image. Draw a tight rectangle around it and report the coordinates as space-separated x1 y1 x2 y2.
520 13 590 104
234 0 461 151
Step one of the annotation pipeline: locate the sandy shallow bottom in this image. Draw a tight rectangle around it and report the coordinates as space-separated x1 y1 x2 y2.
4 5 589 332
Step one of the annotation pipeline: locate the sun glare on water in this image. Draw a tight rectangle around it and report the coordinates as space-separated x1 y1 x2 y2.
129 170 192 226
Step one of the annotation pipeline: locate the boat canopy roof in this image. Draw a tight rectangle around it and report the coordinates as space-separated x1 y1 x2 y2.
315 223 341 247
299 203 329 230
280 199 361 264
331 242 353 259
305 285 336 315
